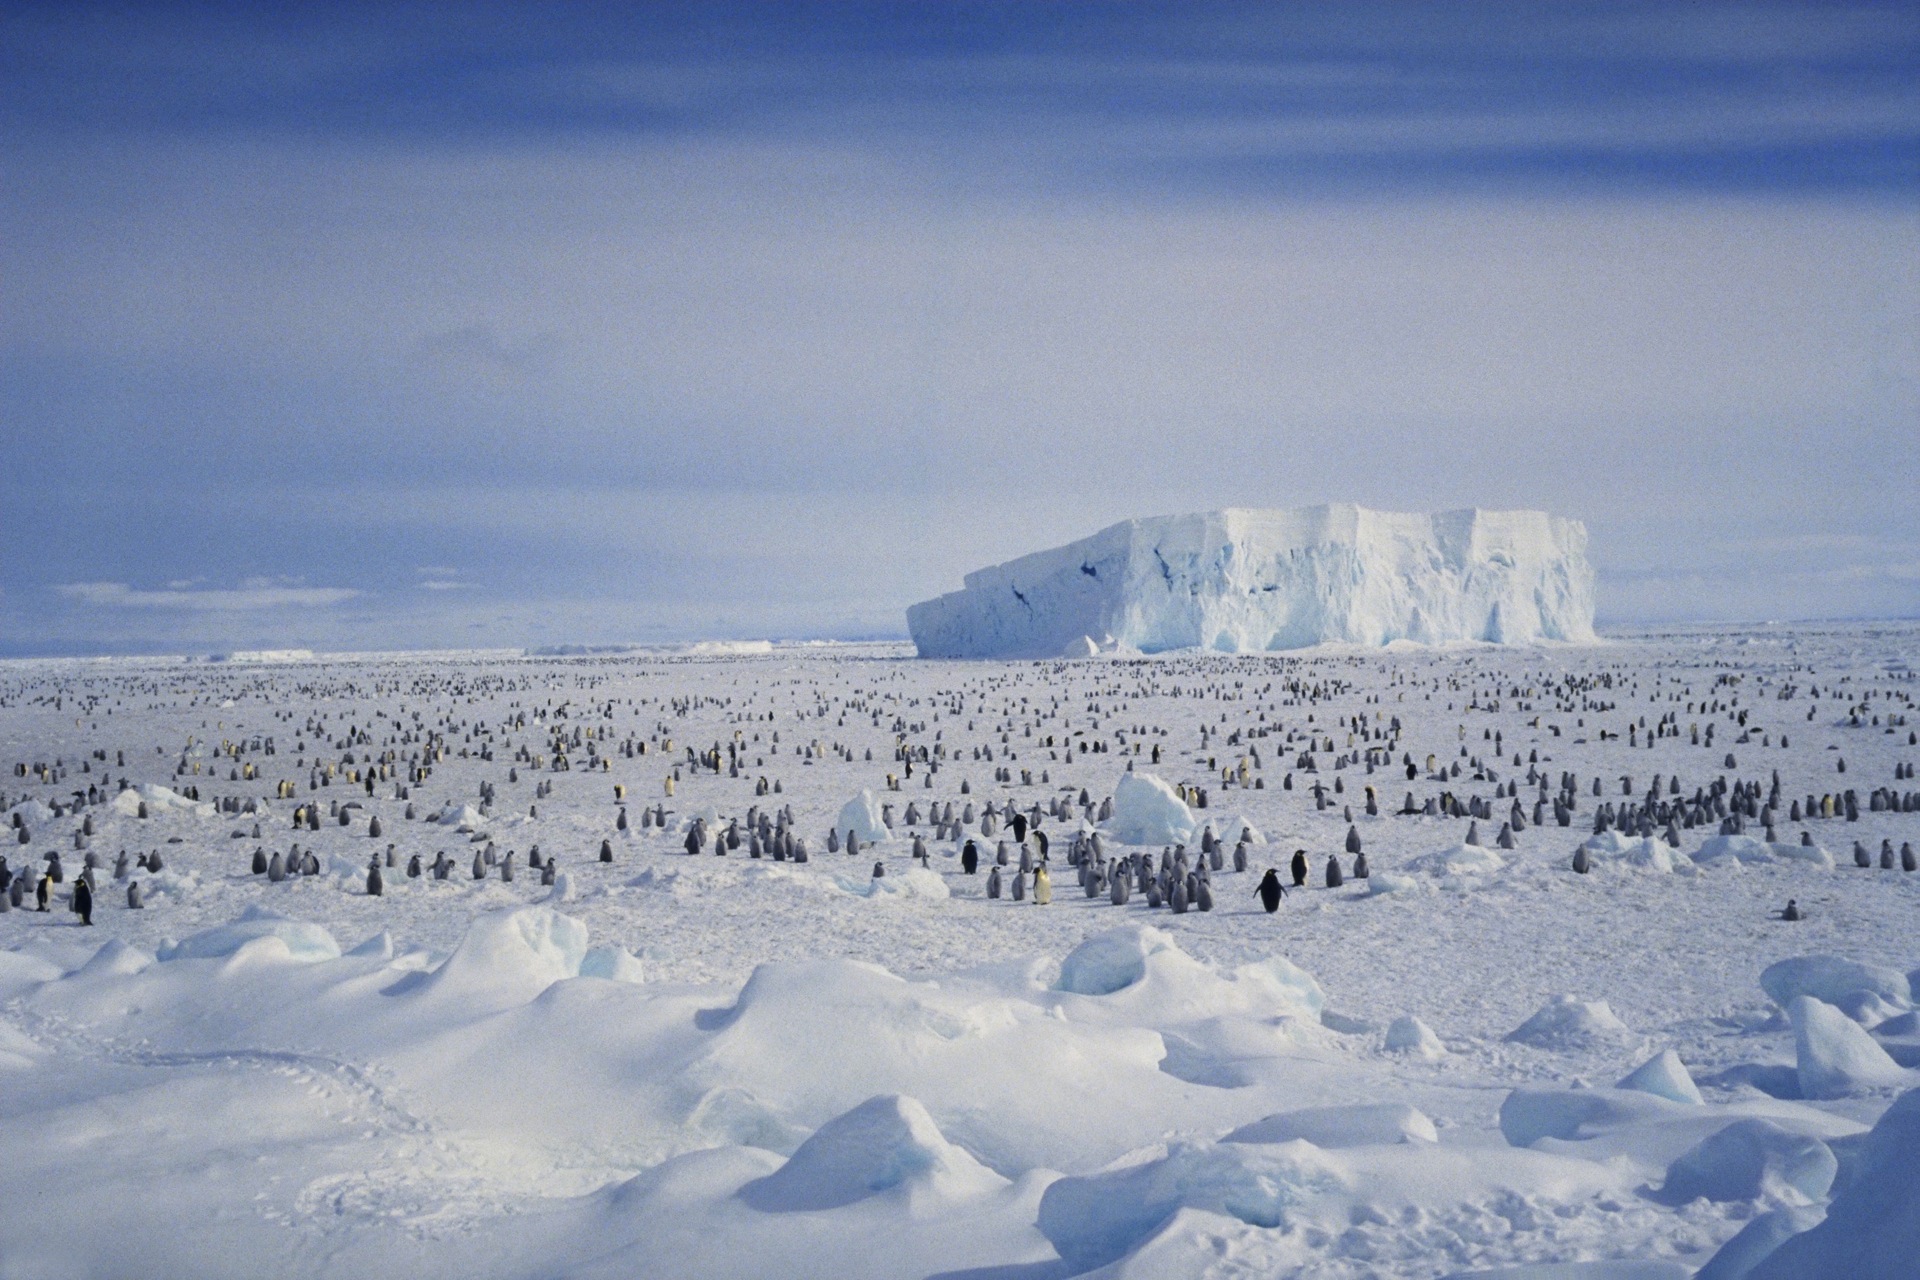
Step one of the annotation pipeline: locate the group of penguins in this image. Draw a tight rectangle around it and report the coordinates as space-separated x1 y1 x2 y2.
246 841 565 893
0 847 163 922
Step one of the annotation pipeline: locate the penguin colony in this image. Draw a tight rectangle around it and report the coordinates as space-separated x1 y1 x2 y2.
0 630 1916 953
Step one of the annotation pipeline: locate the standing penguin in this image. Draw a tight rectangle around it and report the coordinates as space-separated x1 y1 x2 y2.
71 874 93 925
251 847 268 874
961 840 979 875
1170 874 1188 913
1256 869 1284 913
1195 877 1213 912
1782 899 1801 921
1033 864 1051 905
1325 855 1343 888
987 865 1002 899
407 853 422 878
1109 868 1129 905
267 850 286 882
1572 846 1591 874
1353 851 1369 879
1011 867 1026 901
126 879 143 909
1290 849 1308 887
36 872 52 911
367 857 384 897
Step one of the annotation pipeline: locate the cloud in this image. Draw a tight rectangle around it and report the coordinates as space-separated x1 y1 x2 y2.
57 581 361 611
418 580 471 591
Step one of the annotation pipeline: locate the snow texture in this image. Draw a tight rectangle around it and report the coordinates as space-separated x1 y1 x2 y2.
908 504 1596 657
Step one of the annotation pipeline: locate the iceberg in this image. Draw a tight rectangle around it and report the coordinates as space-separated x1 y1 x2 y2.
908 504 1596 658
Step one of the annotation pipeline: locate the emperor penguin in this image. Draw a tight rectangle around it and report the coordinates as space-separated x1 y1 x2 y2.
987 865 1002 898
961 841 978 875
1256 869 1283 913
1325 855 1343 888
367 858 384 897
126 879 143 909
252 847 268 875
267 851 286 882
1290 849 1308 887
1033 864 1051 904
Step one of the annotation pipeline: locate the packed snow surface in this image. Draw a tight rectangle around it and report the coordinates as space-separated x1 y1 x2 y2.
908 504 1596 657
0 619 1916 1278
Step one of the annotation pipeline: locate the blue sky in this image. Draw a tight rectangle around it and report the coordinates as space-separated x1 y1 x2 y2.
2 1 1917 655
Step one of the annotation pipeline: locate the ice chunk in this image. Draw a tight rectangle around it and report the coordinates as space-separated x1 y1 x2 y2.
834 790 890 844
1693 1205 1827 1280
1578 830 1682 873
1790 994 1909 1098
736 1094 1004 1211
158 906 341 964
1402 842 1506 879
908 505 1597 657
1498 1088 1687 1149
1692 834 1774 867
1656 1119 1836 1203
109 783 214 819
1761 955 1911 1011
1617 1049 1704 1105
1506 995 1635 1051
1224 1102 1438 1147
1056 926 1177 996
1104 772 1196 845
1384 1014 1447 1060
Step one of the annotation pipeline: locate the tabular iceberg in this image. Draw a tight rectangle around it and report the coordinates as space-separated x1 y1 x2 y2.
908 504 1595 658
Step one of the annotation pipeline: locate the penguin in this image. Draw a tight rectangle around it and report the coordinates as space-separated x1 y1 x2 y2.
407 853 422 878
1170 874 1188 913
1033 864 1051 905
1290 849 1308 887
1257 869 1283 913
1195 877 1213 912
1782 899 1801 922
1110 868 1129 905
1572 845 1590 874
37 871 52 911
961 840 979 875
252 847 268 874
472 851 486 879
267 850 286 882
987 865 1002 899
71 874 92 925
1353 851 1369 880
1011 867 1026 901
367 858 383 897
872 860 885 879
1325 855 1343 888
126 878 143 909
1232 841 1248 873
1904 842 1917 872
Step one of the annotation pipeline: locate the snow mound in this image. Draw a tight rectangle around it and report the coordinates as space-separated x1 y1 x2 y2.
834 790 890 844
1692 834 1834 871
834 867 949 901
411 905 589 1006
1761 955 1911 1011
1037 1140 1352 1269
1384 1014 1447 1059
1617 1049 1703 1106
737 1094 1004 1211
1656 1119 1836 1204
110 783 214 819
76 939 154 979
1056 925 1178 996
908 505 1596 657
1579 830 1684 873
1104 772 1196 845
1403 841 1507 879
1790 994 1909 1098
1506 995 1635 1051
1742 1086 1920 1277
1224 1103 1438 1148
579 945 646 984
159 906 341 964
432 802 485 828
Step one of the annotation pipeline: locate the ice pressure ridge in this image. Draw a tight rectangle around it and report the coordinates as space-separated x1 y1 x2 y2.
908 504 1597 658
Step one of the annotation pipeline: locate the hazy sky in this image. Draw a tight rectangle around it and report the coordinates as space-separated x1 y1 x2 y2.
3 2 1916 655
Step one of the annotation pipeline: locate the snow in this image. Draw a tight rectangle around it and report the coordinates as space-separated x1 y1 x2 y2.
1 621 1917 1276
1103 771 1196 845
834 789 890 844
908 505 1596 657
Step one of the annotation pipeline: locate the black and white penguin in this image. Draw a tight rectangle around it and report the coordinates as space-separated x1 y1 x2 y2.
1033 865 1051 904
71 874 92 925
126 879 143 909
961 840 979 875
1290 849 1308 887
1256 869 1283 913
37 871 52 911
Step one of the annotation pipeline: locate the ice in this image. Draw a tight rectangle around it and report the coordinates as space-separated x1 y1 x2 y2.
1506 995 1636 1051
834 790 890 844
1578 830 1684 873
834 866 949 900
1760 955 1911 1011
736 1094 1005 1211
1616 1049 1704 1105
908 505 1596 657
579 944 647 983
1655 1119 1837 1203
1401 840 1506 884
1789 994 1910 1098
1692 1206 1827 1280
157 905 342 963
111 782 215 819
1103 772 1197 845
1224 1102 1438 1147
411 905 589 1007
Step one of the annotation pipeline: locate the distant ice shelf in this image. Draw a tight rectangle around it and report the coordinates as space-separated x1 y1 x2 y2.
907 504 1596 658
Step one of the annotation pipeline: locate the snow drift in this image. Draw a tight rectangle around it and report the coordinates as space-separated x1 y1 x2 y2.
908 504 1596 657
